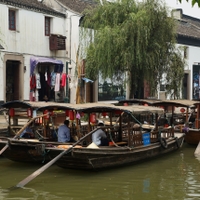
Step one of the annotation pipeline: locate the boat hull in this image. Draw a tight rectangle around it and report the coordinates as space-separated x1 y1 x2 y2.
48 134 184 170
0 139 52 163
185 129 200 145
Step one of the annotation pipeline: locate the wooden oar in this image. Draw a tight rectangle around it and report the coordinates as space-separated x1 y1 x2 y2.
15 127 99 188
0 113 48 155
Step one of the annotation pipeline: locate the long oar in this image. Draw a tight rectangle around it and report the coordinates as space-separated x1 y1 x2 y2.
0 114 48 155
15 127 99 188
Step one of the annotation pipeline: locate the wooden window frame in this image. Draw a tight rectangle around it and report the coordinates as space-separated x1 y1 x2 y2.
9 9 16 30
45 17 51 36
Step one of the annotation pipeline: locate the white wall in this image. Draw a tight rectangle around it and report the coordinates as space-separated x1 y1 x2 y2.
0 3 66 102
65 11 82 104
186 45 200 99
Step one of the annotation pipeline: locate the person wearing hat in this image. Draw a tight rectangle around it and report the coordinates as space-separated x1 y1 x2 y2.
92 123 109 146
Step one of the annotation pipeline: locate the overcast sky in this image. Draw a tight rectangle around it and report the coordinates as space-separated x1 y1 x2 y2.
166 0 200 18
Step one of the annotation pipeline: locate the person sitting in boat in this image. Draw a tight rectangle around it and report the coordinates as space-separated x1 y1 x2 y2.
157 115 169 127
20 125 34 139
92 123 109 146
188 108 195 128
58 120 72 143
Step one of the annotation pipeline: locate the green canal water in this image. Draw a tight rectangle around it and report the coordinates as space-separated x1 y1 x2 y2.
0 143 200 200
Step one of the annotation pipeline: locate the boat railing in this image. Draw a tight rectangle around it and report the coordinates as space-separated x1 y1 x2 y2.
160 126 174 138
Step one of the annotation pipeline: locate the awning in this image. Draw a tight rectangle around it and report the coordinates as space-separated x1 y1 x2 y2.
82 77 94 83
30 56 63 75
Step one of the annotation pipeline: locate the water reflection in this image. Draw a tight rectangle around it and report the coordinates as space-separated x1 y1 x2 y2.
0 144 200 200
1 187 61 200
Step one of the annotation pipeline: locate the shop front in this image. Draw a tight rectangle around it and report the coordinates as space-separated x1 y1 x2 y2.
30 56 67 102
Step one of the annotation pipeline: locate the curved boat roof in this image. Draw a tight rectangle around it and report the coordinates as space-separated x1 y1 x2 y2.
1 100 33 109
151 100 198 108
118 99 160 105
1 101 164 115
37 102 164 115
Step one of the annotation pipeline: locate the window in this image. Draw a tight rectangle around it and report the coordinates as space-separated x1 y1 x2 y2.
9 9 16 30
160 84 165 91
45 17 51 36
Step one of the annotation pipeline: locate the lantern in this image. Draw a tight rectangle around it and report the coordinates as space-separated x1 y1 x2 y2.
65 110 69 116
39 117 43 124
124 103 128 106
69 110 74 120
90 113 96 124
115 110 122 115
9 108 15 117
102 112 107 117
43 110 49 119
27 108 32 118
180 108 185 113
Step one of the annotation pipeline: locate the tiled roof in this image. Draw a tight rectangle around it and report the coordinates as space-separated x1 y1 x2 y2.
177 15 200 40
0 0 66 18
57 0 96 14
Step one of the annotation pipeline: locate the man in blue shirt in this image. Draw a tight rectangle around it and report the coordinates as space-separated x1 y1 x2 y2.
92 123 109 146
20 125 34 138
58 120 71 143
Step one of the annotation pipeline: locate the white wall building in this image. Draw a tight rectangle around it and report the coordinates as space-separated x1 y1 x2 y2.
0 0 68 104
0 0 95 105
161 9 200 100
1 0 200 104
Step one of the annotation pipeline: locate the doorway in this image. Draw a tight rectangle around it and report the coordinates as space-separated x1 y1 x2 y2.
6 60 20 101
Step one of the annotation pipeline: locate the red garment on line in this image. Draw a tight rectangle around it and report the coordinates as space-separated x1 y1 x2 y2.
30 75 36 90
61 73 67 87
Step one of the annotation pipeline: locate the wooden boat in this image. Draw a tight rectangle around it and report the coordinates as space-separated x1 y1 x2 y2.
150 99 197 127
44 103 184 170
0 101 185 169
184 101 200 145
140 99 200 145
0 100 72 162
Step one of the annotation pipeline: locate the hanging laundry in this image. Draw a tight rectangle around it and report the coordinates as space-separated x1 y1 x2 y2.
45 72 48 81
61 73 67 87
47 72 51 86
36 73 41 89
30 74 36 91
54 73 61 92
51 72 56 86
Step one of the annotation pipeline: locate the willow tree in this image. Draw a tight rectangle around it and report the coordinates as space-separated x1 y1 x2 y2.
80 0 185 99
179 0 200 7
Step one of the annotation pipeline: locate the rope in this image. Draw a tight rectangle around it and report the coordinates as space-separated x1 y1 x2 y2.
108 129 120 147
35 130 45 140
129 112 142 126
108 129 132 150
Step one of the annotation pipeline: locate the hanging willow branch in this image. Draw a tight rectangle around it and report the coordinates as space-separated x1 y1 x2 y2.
80 0 185 98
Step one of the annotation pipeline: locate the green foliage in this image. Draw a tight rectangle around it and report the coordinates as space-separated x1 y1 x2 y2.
165 47 185 99
179 0 200 7
80 0 185 98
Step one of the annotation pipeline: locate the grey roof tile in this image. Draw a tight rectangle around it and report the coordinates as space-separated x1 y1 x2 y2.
177 15 200 40
0 0 66 17
57 0 96 14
